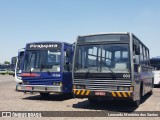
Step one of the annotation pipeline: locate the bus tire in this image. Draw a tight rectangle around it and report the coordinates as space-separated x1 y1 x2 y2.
149 90 153 95
140 82 143 98
88 98 98 104
133 89 141 107
40 93 50 98
133 100 140 107
63 93 73 98
133 83 142 107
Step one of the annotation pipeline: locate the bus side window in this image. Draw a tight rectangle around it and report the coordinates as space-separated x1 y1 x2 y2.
146 49 149 66
133 44 140 64
139 44 144 64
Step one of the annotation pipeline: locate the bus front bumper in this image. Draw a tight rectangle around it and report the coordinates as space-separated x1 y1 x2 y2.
19 85 63 93
73 89 133 99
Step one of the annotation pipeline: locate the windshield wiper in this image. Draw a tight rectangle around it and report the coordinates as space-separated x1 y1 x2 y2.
101 61 116 78
74 63 98 73
84 64 99 78
40 58 51 75
86 64 96 73
28 53 33 74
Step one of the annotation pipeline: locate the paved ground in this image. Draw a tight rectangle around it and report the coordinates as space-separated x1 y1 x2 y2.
0 75 159 120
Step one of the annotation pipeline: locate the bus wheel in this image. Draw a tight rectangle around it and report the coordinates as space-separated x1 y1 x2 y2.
149 90 153 95
63 93 73 98
133 100 140 107
88 98 98 104
40 93 50 98
133 86 142 108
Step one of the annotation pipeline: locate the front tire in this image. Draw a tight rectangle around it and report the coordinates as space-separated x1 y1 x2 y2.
40 93 50 98
88 98 98 104
133 83 142 107
149 90 153 95
133 100 140 107
63 93 73 98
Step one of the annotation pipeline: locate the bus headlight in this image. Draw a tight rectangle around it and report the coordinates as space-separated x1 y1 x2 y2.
53 82 62 86
23 81 29 85
118 87 130 91
118 87 124 91
74 85 85 89
124 87 130 91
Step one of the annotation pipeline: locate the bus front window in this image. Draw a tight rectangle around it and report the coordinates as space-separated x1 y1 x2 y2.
101 44 130 73
74 45 101 72
74 44 130 73
23 50 61 72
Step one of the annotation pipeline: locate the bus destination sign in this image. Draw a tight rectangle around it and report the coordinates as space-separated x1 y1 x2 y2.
26 43 61 50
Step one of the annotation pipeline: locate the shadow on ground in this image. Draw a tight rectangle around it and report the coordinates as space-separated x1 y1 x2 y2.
154 85 160 88
22 93 73 101
72 93 152 112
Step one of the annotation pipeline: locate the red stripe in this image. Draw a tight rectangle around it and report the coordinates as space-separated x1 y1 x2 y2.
20 73 39 77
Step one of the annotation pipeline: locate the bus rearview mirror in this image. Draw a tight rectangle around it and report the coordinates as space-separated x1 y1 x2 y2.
66 50 70 57
17 70 22 74
135 47 140 55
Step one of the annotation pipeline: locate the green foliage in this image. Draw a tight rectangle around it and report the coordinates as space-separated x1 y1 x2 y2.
4 61 10 65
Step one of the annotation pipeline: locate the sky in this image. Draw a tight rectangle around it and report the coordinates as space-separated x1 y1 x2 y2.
0 0 160 63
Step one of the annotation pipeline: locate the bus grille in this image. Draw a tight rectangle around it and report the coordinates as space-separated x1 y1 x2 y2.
74 79 131 91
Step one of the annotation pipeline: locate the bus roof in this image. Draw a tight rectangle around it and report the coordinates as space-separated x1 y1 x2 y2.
77 32 149 50
150 57 160 60
26 41 72 45
78 32 130 37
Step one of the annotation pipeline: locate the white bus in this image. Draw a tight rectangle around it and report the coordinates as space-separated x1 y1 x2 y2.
15 48 25 90
150 57 160 87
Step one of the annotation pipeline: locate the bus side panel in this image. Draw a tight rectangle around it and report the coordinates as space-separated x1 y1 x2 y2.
141 66 153 96
133 73 141 101
134 66 154 101
62 72 73 93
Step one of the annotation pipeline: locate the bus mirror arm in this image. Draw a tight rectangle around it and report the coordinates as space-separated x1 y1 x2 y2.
66 49 70 57
66 63 70 72
135 47 140 55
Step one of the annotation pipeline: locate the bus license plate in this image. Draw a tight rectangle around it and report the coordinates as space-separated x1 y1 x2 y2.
95 91 106 96
26 86 32 90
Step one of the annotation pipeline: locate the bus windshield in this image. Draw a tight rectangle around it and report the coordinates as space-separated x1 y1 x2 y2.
74 44 130 73
16 56 23 72
16 50 24 73
23 49 61 72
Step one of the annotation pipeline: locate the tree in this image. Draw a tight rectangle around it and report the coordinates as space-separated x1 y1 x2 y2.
4 61 10 65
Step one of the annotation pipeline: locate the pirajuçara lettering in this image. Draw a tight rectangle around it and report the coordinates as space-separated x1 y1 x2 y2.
30 44 58 49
